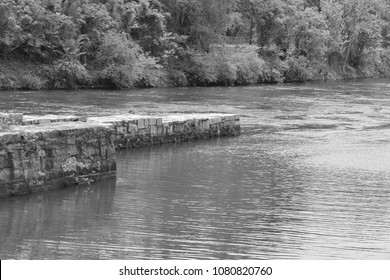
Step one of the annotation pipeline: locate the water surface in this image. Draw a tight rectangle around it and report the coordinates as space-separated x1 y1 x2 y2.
1 80 390 259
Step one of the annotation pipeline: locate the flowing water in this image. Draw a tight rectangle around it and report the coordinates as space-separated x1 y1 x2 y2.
0 79 390 259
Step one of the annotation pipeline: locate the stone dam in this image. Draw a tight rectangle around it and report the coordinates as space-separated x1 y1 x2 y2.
0 113 240 198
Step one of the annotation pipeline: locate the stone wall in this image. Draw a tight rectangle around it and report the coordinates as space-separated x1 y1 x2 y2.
0 123 116 197
88 114 240 149
0 114 240 197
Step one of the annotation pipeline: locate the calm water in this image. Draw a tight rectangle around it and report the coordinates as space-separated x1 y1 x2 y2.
1 80 390 259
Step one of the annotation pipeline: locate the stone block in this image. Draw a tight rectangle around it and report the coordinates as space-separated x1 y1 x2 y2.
150 125 158 136
199 120 210 131
157 125 164 136
113 120 123 127
0 182 7 197
66 144 78 156
0 155 7 169
127 123 138 133
209 117 222 125
173 122 185 133
116 126 127 135
138 128 150 136
223 115 235 121
137 119 145 129
0 168 11 182
156 118 163 126
39 119 52 125
78 116 88 122
223 119 235 126
0 132 21 144
149 118 157 126
66 136 76 145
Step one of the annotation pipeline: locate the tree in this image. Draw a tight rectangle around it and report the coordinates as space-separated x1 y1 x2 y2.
289 6 330 60
322 0 385 71
161 0 237 50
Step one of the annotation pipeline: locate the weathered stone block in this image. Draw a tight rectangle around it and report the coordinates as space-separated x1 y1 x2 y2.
150 125 158 136
128 123 138 133
116 126 127 135
0 168 11 182
199 119 210 131
223 115 235 121
173 122 185 133
39 119 52 125
0 132 21 144
149 118 157 126
223 119 235 126
137 119 145 129
113 120 123 127
78 116 88 122
138 128 150 136
209 117 222 125
157 125 164 136
0 182 7 197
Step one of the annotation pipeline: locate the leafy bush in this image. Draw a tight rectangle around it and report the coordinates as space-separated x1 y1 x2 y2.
166 68 188 87
231 53 266 85
182 50 268 86
357 48 390 78
216 60 237 86
283 56 311 82
96 32 165 88
98 64 135 89
188 52 219 85
49 59 90 89
134 55 165 87
19 73 45 89
379 48 390 76
0 73 16 90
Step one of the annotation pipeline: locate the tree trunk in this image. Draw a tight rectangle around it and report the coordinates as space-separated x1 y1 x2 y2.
343 39 352 72
249 17 254 45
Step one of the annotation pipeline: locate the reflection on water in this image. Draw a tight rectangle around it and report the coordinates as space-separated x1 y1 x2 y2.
1 79 390 259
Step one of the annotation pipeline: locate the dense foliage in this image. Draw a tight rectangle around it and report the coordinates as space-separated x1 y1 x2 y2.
1 0 390 89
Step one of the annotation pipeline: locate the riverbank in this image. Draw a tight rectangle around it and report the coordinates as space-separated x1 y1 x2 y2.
2 45 389 91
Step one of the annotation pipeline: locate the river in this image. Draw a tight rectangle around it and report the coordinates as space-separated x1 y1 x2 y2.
0 79 390 259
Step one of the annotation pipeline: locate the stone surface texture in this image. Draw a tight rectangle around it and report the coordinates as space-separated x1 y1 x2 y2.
0 113 240 197
0 122 116 197
88 113 240 149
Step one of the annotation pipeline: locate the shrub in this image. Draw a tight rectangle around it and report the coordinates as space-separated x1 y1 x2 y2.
19 73 45 89
358 48 390 78
0 73 15 90
134 55 165 88
95 32 165 88
283 56 311 82
99 64 135 89
216 60 237 85
166 68 188 87
189 53 219 85
49 59 90 89
231 53 266 85
379 48 390 76
183 50 267 86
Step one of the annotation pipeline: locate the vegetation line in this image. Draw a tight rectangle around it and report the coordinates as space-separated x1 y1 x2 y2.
1 0 390 90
